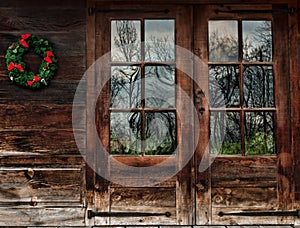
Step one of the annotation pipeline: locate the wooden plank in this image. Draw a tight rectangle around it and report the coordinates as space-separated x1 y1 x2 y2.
213 207 277 225
0 0 85 8
110 187 175 207
0 8 85 32
0 168 83 203
0 80 85 105
290 0 300 210
0 32 85 56
0 155 83 167
108 207 176 225
273 5 293 211
175 5 195 225
91 0 296 4
0 206 85 226
211 157 277 188
212 187 277 208
0 104 84 130
110 186 176 225
109 187 176 225
0 129 84 155
194 4 211 225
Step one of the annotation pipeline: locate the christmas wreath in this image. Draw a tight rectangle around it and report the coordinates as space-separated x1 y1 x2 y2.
5 34 58 89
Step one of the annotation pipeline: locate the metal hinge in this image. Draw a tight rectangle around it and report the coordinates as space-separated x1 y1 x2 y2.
88 210 171 219
88 7 170 16
214 8 295 15
218 210 300 217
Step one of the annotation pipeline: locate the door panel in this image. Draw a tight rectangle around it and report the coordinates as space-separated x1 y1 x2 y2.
93 4 194 225
194 4 292 225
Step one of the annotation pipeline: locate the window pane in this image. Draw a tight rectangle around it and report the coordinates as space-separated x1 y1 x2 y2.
209 20 238 62
209 65 240 108
110 112 141 155
145 112 176 155
210 112 241 155
243 21 272 62
111 20 141 62
244 66 274 108
245 112 275 155
145 20 175 62
145 66 175 108
110 66 141 108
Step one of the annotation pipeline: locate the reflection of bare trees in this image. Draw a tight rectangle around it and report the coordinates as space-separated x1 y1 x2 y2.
243 21 272 62
110 66 141 108
209 21 275 155
209 31 238 62
209 65 239 108
110 20 176 155
113 20 140 61
145 36 175 62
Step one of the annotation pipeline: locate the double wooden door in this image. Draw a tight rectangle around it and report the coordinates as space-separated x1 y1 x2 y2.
86 2 292 225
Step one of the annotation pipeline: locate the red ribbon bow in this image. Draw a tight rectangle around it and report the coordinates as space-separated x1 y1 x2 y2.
27 75 41 87
19 34 31 48
44 50 54 64
8 62 24 72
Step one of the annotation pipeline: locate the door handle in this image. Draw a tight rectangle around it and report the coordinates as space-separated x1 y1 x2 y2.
195 89 206 115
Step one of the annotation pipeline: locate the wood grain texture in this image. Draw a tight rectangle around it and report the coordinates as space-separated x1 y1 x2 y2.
0 168 83 204
0 207 85 226
0 129 83 154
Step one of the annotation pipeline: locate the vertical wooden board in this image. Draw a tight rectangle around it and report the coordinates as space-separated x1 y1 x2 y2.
193 5 211 226
175 5 195 225
272 4 293 211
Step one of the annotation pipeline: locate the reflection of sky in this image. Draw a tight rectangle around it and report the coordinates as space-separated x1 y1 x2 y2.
242 21 271 41
209 20 271 42
209 20 238 38
145 20 175 40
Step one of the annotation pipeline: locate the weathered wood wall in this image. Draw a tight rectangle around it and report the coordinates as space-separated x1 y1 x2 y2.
0 0 299 226
0 0 86 226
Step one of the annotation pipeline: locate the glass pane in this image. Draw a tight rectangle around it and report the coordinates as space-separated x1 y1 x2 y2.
110 112 141 155
145 20 175 62
110 66 141 108
243 21 272 62
245 112 275 155
209 65 240 108
210 112 241 155
244 66 274 108
111 20 141 62
145 112 176 155
209 20 238 62
145 66 175 108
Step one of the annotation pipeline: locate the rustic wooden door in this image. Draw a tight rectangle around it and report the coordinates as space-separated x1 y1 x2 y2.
87 4 197 226
194 4 293 225
86 2 292 226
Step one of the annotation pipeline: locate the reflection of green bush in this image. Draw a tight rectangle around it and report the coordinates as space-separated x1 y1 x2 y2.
110 133 176 156
211 132 275 155
145 138 176 155
218 142 241 155
245 132 275 155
